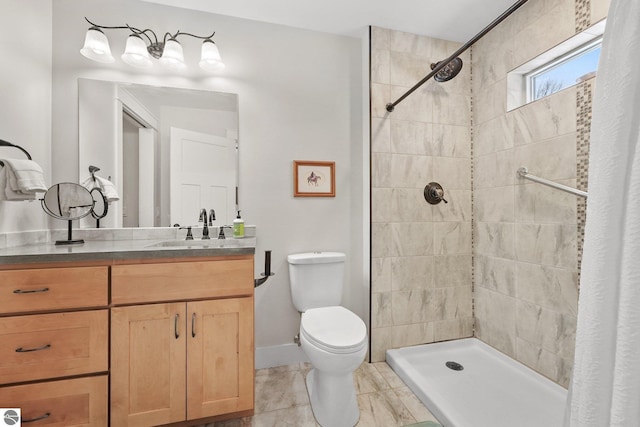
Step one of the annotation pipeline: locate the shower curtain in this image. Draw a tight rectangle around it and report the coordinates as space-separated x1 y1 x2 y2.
565 0 640 426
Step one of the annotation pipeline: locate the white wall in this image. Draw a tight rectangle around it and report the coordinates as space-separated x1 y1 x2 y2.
49 0 365 361
0 1 52 233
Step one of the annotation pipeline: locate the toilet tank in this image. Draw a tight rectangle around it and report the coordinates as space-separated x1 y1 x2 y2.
287 252 346 312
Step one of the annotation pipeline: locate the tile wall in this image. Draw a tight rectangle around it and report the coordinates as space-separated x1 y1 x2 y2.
472 0 607 386
370 27 473 362
370 0 610 385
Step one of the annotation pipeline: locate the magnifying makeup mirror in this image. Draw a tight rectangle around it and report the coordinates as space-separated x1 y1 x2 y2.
41 183 95 245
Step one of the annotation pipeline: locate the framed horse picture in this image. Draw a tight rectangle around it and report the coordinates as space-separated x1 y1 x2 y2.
293 160 335 197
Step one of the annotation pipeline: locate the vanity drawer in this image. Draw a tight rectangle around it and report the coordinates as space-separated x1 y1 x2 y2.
0 310 108 385
0 267 108 314
0 375 108 426
112 258 254 304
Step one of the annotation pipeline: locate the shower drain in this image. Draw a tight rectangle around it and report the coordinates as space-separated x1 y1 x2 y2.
445 361 464 371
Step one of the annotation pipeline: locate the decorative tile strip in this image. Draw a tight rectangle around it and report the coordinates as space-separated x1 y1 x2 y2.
469 46 476 335
576 80 593 276
575 0 591 33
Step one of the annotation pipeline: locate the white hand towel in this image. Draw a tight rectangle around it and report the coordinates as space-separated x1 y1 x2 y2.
81 176 100 192
0 163 42 201
81 175 118 203
1 159 48 194
0 166 15 201
95 176 119 202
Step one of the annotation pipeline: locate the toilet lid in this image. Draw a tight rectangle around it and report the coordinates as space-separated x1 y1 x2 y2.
301 306 367 353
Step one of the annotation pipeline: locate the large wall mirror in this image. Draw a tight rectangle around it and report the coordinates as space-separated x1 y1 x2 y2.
78 79 239 229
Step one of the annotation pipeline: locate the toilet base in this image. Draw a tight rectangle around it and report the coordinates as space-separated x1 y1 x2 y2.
305 367 360 427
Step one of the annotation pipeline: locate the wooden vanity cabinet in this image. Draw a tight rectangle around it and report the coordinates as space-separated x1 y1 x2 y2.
0 265 109 426
110 257 255 427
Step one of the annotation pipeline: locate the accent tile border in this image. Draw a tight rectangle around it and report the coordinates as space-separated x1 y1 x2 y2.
575 0 591 32
469 46 476 334
576 79 594 273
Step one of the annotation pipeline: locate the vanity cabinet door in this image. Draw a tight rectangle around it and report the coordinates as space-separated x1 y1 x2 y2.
187 297 254 419
111 303 187 427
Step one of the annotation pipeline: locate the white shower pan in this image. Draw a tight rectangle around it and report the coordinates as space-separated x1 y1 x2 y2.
386 338 567 427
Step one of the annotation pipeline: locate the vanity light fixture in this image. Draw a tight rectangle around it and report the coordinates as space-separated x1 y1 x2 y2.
80 17 225 72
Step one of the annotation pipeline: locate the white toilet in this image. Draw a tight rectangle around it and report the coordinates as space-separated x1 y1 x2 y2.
287 252 368 427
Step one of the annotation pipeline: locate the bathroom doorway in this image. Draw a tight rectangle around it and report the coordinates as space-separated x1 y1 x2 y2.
122 110 157 227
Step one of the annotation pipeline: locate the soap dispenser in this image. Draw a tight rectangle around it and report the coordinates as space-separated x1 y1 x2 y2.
233 210 245 238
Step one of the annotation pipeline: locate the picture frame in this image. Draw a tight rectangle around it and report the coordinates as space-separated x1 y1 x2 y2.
293 160 335 197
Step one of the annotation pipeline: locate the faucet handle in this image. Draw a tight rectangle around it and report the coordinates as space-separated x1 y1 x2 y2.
217 225 231 240
179 226 194 240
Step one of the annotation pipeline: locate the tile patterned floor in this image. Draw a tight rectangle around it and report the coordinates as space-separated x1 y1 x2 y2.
204 362 443 427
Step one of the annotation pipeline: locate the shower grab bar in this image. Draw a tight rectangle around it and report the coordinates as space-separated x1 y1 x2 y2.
386 0 529 113
517 167 588 198
0 139 33 167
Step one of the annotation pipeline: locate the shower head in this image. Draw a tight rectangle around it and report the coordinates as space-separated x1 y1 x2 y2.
430 57 463 82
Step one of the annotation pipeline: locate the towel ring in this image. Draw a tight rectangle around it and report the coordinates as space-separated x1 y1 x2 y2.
0 139 32 167
89 165 100 181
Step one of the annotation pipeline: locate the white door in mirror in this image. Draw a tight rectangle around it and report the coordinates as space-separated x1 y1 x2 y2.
170 128 237 227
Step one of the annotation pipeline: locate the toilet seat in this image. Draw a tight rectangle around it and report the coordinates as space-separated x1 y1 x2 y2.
301 306 367 354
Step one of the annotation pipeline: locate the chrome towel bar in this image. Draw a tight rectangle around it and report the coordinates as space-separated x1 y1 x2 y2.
517 167 588 198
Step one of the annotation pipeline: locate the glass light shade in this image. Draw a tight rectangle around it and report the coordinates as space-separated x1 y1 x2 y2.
121 34 153 68
159 38 186 70
199 39 225 71
80 28 114 63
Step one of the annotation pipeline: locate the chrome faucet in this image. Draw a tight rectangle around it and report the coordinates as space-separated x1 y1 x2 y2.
199 208 215 240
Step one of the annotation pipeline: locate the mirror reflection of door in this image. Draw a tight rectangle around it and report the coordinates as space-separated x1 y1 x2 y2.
122 111 156 227
78 79 239 229
170 127 237 227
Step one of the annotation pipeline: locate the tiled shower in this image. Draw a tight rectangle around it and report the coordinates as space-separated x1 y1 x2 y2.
370 27 473 362
370 0 609 387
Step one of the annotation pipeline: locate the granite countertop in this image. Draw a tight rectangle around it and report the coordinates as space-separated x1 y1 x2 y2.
0 237 256 265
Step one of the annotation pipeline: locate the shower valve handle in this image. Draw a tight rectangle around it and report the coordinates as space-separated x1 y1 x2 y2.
424 182 448 205
434 188 448 204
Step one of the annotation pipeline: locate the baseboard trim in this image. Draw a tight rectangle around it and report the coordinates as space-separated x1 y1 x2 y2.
255 343 309 369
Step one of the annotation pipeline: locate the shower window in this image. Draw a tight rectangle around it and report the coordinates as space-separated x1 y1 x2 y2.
506 19 605 111
526 37 602 102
